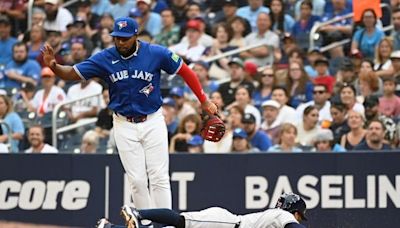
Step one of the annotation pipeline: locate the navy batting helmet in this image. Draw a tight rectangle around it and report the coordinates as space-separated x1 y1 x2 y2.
275 193 307 221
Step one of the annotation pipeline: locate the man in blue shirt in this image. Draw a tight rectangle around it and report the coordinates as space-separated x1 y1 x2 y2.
236 0 269 32
41 17 217 210
242 113 272 151
0 15 17 67
3 42 41 89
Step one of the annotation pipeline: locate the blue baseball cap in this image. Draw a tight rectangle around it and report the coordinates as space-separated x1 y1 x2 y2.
129 8 143 18
169 87 184 97
233 128 247 139
187 135 204 146
110 17 138 38
162 97 176 107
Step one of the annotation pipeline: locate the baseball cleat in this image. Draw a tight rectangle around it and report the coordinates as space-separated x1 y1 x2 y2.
120 205 140 228
96 218 112 228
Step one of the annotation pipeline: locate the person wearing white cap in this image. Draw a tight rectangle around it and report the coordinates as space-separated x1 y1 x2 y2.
43 0 73 35
261 99 282 144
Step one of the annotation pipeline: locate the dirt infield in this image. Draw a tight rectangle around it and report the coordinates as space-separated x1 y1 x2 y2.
0 221 80 228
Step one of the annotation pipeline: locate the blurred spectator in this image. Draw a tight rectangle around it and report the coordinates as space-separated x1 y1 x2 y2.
391 8 400 50
354 120 392 151
3 42 41 89
90 0 112 17
390 50 400 95
94 87 113 139
210 0 239 26
229 16 251 48
379 77 400 118
36 30 65 67
252 66 275 110
27 24 46 60
279 35 300 65
319 0 352 58
296 105 320 147
261 99 281 143
241 12 280 66
64 38 88 66
268 0 295 35
169 113 201 153
313 58 335 95
28 67 66 117
153 9 181 47
209 91 226 117
98 13 115 32
0 15 17 67
169 86 196 121
203 23 236 80
43 0 74 36
13 82 36 113
374 37 394 78
92 27 114 55
25 125 58 153
218 57 255 105
180 17 214 47
241 113 272 151
339 84 365 114
271 86 297 125
364 94 397 145
169 19 206 63
80 130 99 153
66 17 94 54
151 0 169 15
329 102 350 144
340 110 366 150
304 48 324 78
227 86 261 128
134 0 162 37
0 94 24 153
188 61 219 95
109 0 136 19
292 0 322 52
357 71 381 102
268 123 302 152
351 9 384 60
231 127 259 152
66 80 103 123
31 7 46 27
312 128 346 152
0 0 27 35
296 84 332 125
187 135 204 153
334 58 356 92
226 104 244 129
236 0 269 32
162 97 179 141
286 61 314 108
75 0 99 33
170 0 190 25
294 0 326 19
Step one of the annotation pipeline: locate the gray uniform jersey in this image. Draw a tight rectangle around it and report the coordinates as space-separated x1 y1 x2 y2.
182 207 298 228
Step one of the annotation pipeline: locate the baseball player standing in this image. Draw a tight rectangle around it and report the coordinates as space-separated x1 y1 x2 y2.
41 17 217 209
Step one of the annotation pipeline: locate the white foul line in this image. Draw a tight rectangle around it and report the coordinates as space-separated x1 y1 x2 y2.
105 166 110 218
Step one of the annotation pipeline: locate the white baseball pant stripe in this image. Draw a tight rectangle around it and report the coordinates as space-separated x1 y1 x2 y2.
182 207 241 228
113 108 171 209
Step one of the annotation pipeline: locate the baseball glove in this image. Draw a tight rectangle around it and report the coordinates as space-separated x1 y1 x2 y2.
200 113 226 142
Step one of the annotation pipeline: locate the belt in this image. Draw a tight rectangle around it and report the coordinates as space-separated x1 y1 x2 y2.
117 113 147 123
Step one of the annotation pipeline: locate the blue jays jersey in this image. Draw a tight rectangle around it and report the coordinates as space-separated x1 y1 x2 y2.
73 41 182 116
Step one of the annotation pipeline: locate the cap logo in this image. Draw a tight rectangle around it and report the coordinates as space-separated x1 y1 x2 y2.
117 21 128 30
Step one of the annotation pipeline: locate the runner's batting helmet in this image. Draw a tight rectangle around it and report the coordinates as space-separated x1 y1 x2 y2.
275 193 307 220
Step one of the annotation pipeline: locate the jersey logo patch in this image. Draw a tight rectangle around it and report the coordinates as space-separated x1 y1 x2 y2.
117 21 128 30
171 53 180 62
140 83 154 97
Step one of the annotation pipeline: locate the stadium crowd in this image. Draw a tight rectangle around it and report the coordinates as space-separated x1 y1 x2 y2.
0 0 399 153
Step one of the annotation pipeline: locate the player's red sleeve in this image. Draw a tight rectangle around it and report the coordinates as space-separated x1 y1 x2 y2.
177 62 207 103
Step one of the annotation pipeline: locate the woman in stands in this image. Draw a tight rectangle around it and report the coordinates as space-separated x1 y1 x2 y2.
252 66 276 111
169 114 202 153
339 84 365 115
286 61 314 108
229 16 251 48
0 95 24 153
374 37 394 78
27 24 46 60
296 105 320 148
268 123 302 152
351 8 385 59
340 110 366 151
268 0 295 35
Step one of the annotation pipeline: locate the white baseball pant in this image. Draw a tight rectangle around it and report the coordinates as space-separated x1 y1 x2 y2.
182 207 240 228
113 108 171 209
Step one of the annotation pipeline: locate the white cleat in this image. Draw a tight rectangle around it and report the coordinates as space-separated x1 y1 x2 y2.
120 205 140 228
96 218 111 228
